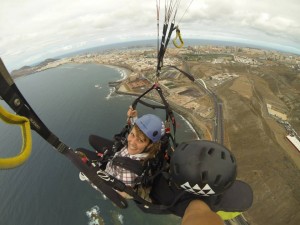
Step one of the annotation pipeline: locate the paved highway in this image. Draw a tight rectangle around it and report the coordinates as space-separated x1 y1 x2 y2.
195 79 250 225
195 79 223 144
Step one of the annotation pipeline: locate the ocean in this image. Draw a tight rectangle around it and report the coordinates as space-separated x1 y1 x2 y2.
0 63 197 225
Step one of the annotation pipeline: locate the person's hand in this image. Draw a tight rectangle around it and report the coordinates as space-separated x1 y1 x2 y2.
127 106 138 118
181 200 223 225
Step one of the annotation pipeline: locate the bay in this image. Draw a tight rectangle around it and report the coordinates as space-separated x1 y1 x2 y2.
0 63 197 225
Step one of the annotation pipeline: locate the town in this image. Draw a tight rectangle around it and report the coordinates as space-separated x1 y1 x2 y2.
22 44 300 153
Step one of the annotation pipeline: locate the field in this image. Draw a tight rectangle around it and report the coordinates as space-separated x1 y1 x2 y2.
189 60 300 225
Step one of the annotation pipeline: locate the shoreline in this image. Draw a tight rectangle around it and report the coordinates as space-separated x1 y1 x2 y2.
97 63 208 140
103 64 131 81
13 61 208 140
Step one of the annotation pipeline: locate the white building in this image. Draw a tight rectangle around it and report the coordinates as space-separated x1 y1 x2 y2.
267 104 287 120
286 135 300 152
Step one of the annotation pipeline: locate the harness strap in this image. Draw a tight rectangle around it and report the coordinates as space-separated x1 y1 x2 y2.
167 65 195 82
132 99 167 110
126 185 187 214
131 84 177 144
112 156 144 176
65 148 128 208
96 165 186 213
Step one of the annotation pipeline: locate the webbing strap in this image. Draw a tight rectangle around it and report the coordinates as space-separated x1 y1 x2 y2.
112 157 144 176
0 106 32 169
125 185 186 214
0 58 128 208
167 66 195 82
132 83 177 143
64 148 128 208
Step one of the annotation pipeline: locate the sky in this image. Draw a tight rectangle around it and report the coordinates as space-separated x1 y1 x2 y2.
1 0 300 71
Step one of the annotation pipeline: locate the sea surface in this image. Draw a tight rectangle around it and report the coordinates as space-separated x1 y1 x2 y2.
0 63 197 225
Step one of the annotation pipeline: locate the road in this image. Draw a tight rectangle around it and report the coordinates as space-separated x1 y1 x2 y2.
195 79 223 144
195 79 250 225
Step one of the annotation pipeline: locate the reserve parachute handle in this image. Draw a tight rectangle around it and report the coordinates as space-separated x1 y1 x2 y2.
0 105 32 169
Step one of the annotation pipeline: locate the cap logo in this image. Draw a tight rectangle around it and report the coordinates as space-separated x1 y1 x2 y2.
180 182 215 196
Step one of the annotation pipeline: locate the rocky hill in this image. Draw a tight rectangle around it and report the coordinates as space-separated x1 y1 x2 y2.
11 58 58 78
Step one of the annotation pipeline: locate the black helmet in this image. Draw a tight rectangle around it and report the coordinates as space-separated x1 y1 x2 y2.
170 140 237 196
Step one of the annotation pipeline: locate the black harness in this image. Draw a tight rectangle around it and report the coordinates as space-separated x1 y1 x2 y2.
88 81 178 183
132 83 178 146
73 81 180 213
0 62 179 212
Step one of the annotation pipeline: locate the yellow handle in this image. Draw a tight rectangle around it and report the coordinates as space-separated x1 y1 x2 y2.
0 105 32 169
217 211 241 220
172 27 184 48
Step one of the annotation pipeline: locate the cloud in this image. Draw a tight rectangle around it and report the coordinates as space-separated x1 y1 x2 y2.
0 0 299 71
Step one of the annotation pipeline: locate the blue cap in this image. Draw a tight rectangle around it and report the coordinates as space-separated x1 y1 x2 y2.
135 114 165 143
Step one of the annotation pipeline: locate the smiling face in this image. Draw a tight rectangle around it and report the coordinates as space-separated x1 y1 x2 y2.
127 126 151 155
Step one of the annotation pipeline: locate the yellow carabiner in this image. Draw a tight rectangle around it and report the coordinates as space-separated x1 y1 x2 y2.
172 27 184 48
0 105 32 169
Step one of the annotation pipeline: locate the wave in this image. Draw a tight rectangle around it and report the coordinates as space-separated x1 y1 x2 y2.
118 214 124 224
105 65 129 81
86 205 104 225
94 84 102 89
177 114 199 139
105 87 115 100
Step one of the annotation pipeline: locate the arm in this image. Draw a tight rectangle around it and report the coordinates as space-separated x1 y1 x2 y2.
127 106 138 124
116 190 133 199
181 200 223 225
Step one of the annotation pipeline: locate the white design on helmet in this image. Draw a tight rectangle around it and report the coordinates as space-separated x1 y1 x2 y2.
161 121 165 136
180 182 215 196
